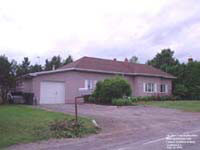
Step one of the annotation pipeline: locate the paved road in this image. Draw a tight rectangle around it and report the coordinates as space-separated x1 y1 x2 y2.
8 104 200 150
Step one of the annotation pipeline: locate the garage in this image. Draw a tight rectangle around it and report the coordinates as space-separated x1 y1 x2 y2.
40 81 65 104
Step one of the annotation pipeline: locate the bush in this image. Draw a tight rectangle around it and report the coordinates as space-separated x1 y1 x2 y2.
112 98 132 106
83 95 90 103
49 119 98 138
87 96 96 103
130 95 182 101
92 76 132 104
128 97 138 103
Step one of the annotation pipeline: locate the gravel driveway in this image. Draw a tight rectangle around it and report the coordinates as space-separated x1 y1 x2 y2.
8 104 200 150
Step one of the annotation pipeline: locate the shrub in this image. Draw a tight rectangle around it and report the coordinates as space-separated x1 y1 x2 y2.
112 98 132 106
131 95 181 101
139 96 151 101
83 95 90 103
87 96 96 103
92 76 132 104
128 97 138 103
49 119 98 138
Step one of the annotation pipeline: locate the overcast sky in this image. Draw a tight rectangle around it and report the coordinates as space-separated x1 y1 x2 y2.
0 0 200 64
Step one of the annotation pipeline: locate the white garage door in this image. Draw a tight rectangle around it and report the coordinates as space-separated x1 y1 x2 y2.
40 81 65 104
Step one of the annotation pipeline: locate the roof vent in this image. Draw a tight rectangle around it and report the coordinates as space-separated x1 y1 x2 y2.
113 58 117 61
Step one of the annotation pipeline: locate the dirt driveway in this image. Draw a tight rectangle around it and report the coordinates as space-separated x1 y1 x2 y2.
8 104 200 150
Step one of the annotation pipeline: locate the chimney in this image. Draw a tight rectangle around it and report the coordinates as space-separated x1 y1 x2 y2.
188 58 193 63
113 58 117 61
52 65 55 70
124 58 128 62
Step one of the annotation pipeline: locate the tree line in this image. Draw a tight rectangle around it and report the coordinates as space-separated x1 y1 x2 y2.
0 49 200 103
147 49 200 100
0 55 73 103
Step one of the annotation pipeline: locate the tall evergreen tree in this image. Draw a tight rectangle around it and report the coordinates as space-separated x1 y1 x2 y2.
45 55 62 71
16 57 31 76
0 55 16 103
147 49 179 73
63 55 73 65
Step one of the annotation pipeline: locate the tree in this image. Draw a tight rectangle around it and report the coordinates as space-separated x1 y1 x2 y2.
0 55 16 103
180 61 200 99
129 56 138 64
147 49 179 73
63 55 73 65
148 49 200 100
45 55 62 71
30 64 43 73
16 57 31 76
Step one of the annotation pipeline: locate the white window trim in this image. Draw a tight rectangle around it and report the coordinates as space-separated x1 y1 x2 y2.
81 80 98 90
143 83 146 93
166 85 168 93
160 84 168 93
85 80 88 89
144 83 157 93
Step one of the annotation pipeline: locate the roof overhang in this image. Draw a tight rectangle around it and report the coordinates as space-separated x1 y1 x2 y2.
24 67 176 79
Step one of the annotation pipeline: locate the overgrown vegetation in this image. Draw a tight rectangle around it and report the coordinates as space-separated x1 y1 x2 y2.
0 55 16 104
147 49 200 100
91 76 132 104
0 55 73 103
49 119 99 138
0 105 98 148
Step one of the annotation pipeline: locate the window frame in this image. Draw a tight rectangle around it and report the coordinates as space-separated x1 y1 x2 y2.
144 83 156 93
160 84 168 93
85 80 98 90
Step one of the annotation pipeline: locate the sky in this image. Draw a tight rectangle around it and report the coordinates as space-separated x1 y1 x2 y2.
0 0 200 64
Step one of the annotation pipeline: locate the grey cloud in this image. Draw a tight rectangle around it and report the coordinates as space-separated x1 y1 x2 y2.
1 0 200 64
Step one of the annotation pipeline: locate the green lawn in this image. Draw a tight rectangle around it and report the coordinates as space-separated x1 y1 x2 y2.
0 105 97 149
139 100 200 112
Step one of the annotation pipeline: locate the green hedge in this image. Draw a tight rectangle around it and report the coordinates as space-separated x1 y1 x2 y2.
112 98 132 106
130 96 181 102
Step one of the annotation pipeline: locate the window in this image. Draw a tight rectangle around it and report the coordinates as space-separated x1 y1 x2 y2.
85 80 92 89
144 83 156 93
85 80 98 90
160 84 167 93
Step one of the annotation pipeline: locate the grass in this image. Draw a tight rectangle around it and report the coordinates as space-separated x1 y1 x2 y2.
138 100 200 112
0 105 98 149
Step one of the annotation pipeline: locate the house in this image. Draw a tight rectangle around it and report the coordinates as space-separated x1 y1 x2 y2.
17 56 175 104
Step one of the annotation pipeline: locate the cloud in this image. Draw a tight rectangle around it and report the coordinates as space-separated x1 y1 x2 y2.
0 0 200 64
